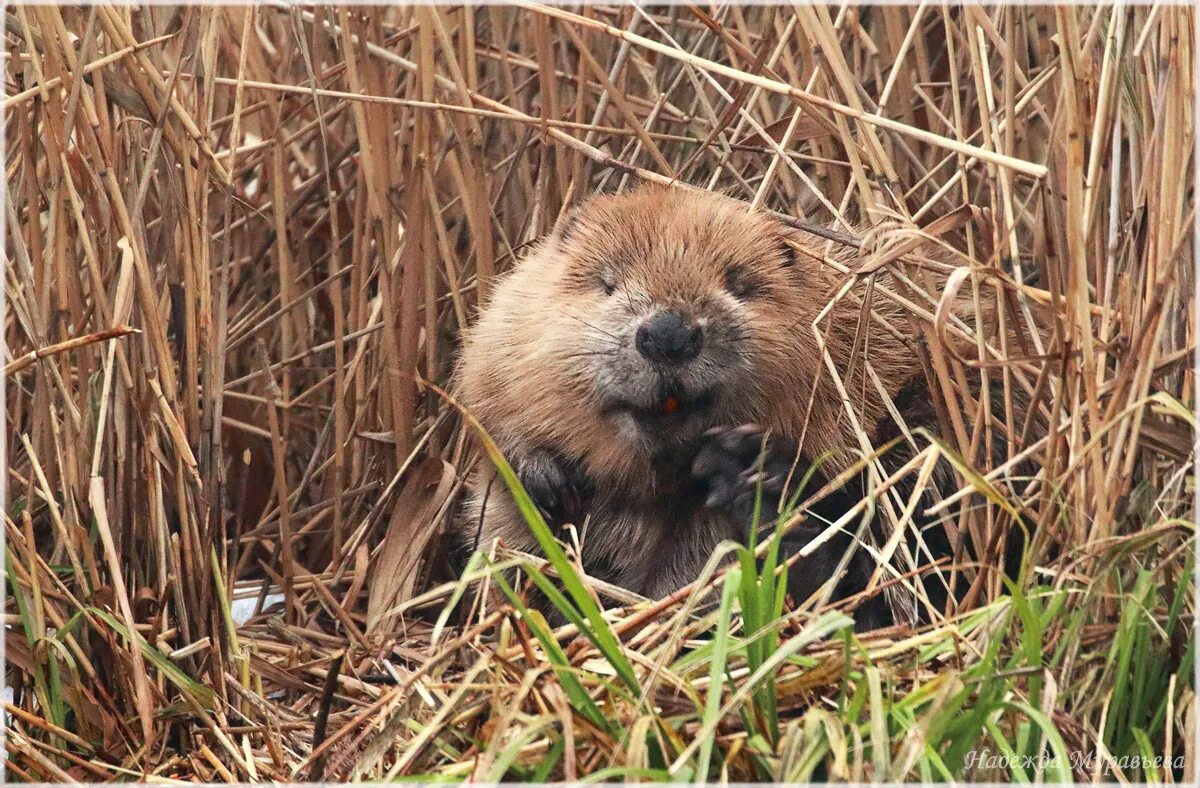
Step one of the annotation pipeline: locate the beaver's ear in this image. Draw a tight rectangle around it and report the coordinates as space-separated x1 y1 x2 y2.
776 226 798 269
553 206 584 246
779 237 798 268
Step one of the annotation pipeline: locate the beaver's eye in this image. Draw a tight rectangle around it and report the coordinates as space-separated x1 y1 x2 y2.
598 276 616 296
724 266 763 300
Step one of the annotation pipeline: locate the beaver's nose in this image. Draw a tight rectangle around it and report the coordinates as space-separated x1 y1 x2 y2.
635 311 704 364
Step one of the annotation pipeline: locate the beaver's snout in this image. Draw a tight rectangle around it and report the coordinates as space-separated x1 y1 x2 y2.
635 311 704 365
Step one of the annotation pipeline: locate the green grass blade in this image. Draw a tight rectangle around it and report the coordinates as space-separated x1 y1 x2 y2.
695 566 741 783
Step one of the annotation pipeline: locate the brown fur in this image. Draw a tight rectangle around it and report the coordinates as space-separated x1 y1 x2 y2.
452 186 960 604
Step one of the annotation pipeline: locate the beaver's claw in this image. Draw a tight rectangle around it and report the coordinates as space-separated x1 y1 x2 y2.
691 424 811 527
515 449 593 526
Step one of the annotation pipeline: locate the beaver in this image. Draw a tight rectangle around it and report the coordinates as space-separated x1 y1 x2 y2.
453 185 1009 628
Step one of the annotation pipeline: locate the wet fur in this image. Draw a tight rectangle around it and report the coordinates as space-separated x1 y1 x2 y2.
453 186 993 625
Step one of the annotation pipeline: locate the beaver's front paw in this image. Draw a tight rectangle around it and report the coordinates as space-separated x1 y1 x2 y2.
691 424 810 526
515 449 593 526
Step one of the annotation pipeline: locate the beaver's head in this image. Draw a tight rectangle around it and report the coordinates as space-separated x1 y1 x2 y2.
459 186 942 482
496 187 813 459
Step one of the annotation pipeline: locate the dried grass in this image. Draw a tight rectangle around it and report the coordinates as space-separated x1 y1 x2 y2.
4 3 1195 782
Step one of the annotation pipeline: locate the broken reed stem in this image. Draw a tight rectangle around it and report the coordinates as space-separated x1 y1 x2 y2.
4 325 139 377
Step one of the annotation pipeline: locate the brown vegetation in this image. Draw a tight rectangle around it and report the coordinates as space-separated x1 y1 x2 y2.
4 3 1194 781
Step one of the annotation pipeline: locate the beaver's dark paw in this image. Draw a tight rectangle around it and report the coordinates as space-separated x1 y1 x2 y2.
691 424 809 526
515 449 593 525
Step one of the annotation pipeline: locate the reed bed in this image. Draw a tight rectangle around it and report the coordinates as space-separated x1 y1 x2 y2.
3 3 1195 782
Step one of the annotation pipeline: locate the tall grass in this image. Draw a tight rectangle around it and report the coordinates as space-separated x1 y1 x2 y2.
4 3 1194 782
